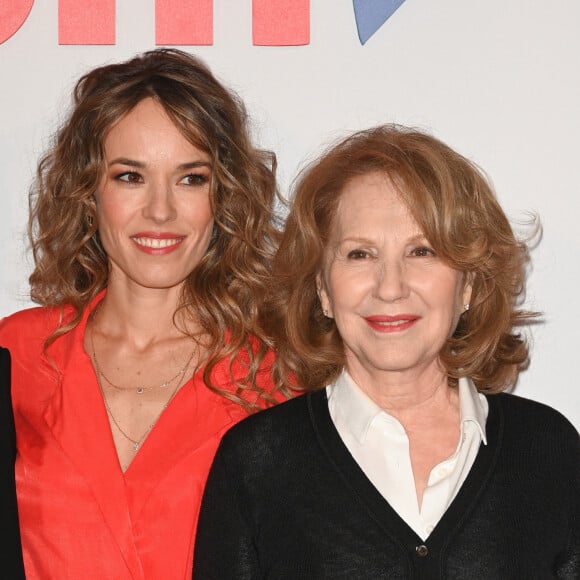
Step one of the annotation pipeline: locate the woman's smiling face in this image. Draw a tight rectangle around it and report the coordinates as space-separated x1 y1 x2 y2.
95 97 214 292
317 171 471 386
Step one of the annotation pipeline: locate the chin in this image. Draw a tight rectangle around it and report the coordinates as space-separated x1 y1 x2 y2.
128 274 189 291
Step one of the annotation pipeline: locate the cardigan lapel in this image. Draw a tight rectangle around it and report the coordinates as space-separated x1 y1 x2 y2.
308 390 421 547
307 389 503 554
424 394 502 551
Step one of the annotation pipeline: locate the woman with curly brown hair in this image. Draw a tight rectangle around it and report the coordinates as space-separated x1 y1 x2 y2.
0 49 289 579
194 125 579 578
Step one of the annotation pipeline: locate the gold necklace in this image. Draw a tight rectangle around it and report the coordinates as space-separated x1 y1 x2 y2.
97 354 194 394
96 370 182 452
89 318 195 452
92 339 195 395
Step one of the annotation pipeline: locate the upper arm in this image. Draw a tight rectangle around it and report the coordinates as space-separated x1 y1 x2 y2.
555 432 580 578
193 442 262 580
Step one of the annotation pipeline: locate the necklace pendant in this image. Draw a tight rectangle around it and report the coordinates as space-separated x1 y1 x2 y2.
133 442 140 451
136 387 144 394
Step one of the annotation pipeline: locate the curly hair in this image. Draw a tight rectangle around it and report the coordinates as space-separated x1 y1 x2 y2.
29 48 287 409
267 125 538 394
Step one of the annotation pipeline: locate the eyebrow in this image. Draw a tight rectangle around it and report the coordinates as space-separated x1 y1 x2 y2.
407 233 429 243
339 236 375 245
107 158 212 171
339 233 428 245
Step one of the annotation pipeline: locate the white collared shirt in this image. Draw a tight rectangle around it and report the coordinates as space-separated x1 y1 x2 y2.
327 370 488 540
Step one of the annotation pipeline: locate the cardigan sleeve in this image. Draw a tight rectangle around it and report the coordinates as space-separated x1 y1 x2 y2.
554 430 580 579
193 441 262 580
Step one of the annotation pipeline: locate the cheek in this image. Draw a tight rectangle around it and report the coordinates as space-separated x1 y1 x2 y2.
198 206 214 229
96 208 127 244
414 270 462 317
184 197 213 228
95 188 127 227
327 267 370 311
195 214 215 244
433 275 466 328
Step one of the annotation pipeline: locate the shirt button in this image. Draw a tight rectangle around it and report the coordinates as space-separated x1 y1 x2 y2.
416 545 429 557
425 524 434 535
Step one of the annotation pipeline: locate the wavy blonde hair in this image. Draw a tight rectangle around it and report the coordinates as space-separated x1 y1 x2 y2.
29 49 287 409
267 125 538 394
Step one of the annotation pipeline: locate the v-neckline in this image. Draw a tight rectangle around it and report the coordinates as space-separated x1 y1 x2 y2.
307 389 502 552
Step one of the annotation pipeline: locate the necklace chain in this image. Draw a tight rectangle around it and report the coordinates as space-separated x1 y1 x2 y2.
94 343 195 395
100 386 169 452
89 312 196 453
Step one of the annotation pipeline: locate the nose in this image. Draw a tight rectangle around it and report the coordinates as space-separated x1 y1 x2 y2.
375 259 410 302
142 182 177 224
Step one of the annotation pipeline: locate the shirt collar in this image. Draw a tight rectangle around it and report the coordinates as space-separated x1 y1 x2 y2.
328 370 386 444
457 376 488 444
327 370 488 445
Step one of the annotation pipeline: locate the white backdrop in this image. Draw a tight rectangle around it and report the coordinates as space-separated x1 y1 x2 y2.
1 0 578 428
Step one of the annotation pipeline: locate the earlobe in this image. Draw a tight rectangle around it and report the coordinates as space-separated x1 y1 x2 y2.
86 195 98 229
462 272 474 312
316 273 333 319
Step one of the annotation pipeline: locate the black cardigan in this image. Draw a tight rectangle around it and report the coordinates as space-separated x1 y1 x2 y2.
0 347 25 578
193 390 579 579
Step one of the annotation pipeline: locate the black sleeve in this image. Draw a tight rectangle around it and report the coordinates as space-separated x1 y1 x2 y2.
555 429 580 579
193 440 262 580
0 346 26 579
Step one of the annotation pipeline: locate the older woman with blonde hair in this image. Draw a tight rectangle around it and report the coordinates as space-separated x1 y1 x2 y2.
0 49 289 578
194 125 579 579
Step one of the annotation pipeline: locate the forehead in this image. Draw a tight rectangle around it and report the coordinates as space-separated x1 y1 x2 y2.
332 171 421 236
103 98 210 161
106 98 173 136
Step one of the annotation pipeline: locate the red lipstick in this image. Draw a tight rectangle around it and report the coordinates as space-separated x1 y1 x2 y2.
364 314 419 333
130 232 185 255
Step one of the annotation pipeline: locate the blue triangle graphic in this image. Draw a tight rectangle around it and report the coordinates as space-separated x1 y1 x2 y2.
353 0 406 45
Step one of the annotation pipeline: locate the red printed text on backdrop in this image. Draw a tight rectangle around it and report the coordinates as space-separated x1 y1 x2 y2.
0 0 310 46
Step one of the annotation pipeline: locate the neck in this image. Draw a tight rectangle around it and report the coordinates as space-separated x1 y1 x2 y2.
91 282 193 348
346 360 457 422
